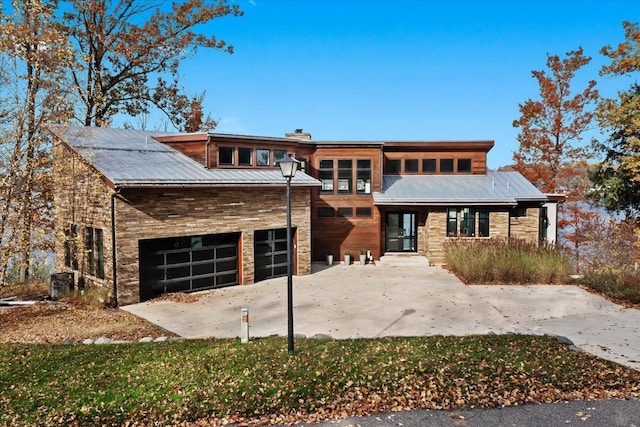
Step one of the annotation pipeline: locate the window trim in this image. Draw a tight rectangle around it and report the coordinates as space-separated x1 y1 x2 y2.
355 207 372 218
404 159 419 174
337 207 353 218
238 147 253 166
319 159 334 194
356 159 372 194
446 207 490 238
457 158 472 173
440 158 454 173
318 207 335 217
386 158 401 174
218 146 235 166
422 158 437 173
256 148 270 166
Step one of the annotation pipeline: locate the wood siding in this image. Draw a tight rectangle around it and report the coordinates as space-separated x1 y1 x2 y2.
308 146 383 260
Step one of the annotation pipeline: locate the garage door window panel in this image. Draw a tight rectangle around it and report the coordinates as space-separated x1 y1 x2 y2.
139 233 239 301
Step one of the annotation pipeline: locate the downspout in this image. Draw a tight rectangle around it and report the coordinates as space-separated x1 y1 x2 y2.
111 188 121 307
205 134 212 169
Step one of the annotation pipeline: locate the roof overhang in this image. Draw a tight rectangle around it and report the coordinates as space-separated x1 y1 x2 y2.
373 172 549 207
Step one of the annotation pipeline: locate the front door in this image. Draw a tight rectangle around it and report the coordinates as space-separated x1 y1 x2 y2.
386 212 417 252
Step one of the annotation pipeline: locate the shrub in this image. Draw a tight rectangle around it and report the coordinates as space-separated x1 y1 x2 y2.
579 270 640 304
444 237 573 285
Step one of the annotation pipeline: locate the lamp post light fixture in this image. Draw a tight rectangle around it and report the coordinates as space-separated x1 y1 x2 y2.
278 154 300 355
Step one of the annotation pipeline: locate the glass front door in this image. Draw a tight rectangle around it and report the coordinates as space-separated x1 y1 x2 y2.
386 212 417 252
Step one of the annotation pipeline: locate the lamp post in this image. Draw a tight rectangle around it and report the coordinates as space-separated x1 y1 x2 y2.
278 154 300 355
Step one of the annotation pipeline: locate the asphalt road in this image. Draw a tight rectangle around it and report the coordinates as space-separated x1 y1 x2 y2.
263 398 640 427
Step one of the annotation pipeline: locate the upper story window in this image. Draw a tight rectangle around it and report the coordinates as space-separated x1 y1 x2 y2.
319 159 334 194
273 149 287 166
238 147 253 166
257 149 270 166
458 158 472 173
337 159 353 194
356 159 371 194
405 159 419 173
423 159 437 173
440 158 454 173
386 159 401 174
219 147 234 165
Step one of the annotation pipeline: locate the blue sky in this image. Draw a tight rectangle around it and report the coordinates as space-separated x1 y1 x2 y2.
166 1 635 168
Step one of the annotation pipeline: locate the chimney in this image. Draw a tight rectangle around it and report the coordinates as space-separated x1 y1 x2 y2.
285 128 312 141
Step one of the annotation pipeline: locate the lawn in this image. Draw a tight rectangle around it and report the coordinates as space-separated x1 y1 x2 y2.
1 335 639 426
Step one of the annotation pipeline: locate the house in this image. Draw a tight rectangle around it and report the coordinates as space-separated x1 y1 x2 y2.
51 126 560 305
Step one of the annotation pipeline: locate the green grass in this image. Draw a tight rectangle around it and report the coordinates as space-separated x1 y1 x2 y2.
444 238 573 284
1 336 639 426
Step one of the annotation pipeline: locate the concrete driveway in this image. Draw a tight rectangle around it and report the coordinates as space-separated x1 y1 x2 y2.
123 256 640 370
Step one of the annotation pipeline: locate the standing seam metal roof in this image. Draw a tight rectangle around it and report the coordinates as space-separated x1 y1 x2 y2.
373 171 549 205
56 127 320 187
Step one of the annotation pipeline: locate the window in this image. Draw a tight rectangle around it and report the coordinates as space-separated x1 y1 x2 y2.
64 224 79 270
422 158 437 173
458 158 472 173
356 159 371 194
257 149 270 166
337 159 352 194
319 159 334 193
238 147 253 166
219 147 234 165
446 209 457 236
440 158 454 173
318 207 334 217
337 207 353 217
386 159 401 174
86 227 105 279
299 158 308 174
446 208 490 238
405 159 419 173
356 207 372 217
273 149 287 166
460 208 475 237
478 209 489 237
511 207 528 218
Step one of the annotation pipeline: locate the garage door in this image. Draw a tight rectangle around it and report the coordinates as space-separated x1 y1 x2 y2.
139 232 239 301
254 228 295 282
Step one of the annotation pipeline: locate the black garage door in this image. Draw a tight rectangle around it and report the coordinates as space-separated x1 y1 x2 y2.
254 228 295 282
139 232 239 301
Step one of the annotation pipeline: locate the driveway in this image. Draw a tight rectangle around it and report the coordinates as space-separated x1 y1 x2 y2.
123 256 640 370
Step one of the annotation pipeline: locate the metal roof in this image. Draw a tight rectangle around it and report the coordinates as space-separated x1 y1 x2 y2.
55 126 320 188
373 171 549 206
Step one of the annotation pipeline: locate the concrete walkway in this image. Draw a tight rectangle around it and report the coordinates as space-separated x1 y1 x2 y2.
123 257 640 370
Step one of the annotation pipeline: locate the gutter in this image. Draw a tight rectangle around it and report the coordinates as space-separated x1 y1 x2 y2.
110 188 121 307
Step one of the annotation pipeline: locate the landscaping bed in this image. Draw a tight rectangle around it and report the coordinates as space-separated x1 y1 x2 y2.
0 282 175 344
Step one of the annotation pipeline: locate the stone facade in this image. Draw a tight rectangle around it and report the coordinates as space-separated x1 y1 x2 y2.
114 187 311 305
53 143 114 293
422 207 542 264
53 142 313 306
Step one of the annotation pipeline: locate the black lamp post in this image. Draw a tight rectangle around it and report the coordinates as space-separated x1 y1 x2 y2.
277 154 300 355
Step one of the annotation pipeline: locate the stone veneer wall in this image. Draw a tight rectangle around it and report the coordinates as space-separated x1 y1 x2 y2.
509 207 540 242
115 187 312 305
53 143 313 306
423 207 541 264
53 143 114 293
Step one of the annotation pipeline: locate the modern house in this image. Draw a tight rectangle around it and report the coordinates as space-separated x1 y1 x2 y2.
51 126 559 305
